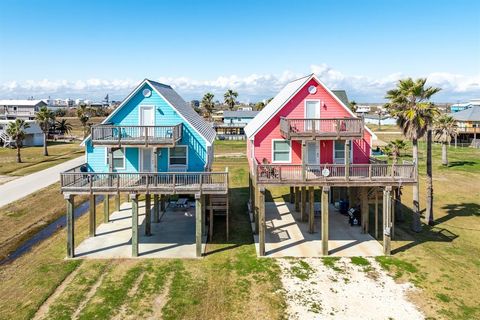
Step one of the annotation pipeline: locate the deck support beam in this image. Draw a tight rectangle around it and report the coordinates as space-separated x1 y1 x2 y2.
202 195 206 236
195 194 204 257
153 194 160 223
209 196 214 242
115 194 121 212
308 187 315 233
321 186 330 256
300 187 307 221
103 195 110 223
131 193 139 257
383 186 392 255
375 189 379 239
345 140 350 180
259 186 266 256
89 195 96 237
160 194 166 213
65 194 75 258
254 184 259 234
361 187 369 234
145 194 152 236
294 187 300 212
290 187 294 204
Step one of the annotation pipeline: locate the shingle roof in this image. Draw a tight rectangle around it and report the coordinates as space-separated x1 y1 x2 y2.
450 106 480 122
331 90 349 106
147 80 216 144
223 110 259 118
0 100 46 107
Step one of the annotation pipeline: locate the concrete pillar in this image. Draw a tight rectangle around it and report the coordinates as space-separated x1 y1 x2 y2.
131 194 139 257
290 187 294 204
301 187 307 221
115 194 121 212
308 187 315 233
294 187 300 212
103 194 110 223
195 194 203 257
361 187 369 234
321 186 330 256
383 186 392 255
153 194 160 223
89 195 96 237
259 187 266 256
145 194 152 236
65 194 75 258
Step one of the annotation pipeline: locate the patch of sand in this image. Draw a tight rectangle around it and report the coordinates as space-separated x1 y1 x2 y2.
278 257 424 320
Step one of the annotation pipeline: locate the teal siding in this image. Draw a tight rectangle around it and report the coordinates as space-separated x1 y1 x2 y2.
86 83 208 173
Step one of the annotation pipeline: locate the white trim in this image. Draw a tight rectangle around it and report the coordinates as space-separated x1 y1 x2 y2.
139 105 155 126
332 140 354 164
304 99 321 119
139 148 155 172
168 145 188 171
271 139 291 163
105 147 126 170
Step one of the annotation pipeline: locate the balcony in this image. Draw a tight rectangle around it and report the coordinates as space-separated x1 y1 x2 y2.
254 163 416 186
280 117 364 140
91 124 182 147
60 165 228 195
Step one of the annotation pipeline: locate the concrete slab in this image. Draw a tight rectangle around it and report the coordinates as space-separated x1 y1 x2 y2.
75 201 205 259
253 201 383 257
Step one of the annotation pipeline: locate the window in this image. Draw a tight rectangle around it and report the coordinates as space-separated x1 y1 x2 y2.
334 141 352 164
169 146 187 166
106 148 125 169
272 140 291 162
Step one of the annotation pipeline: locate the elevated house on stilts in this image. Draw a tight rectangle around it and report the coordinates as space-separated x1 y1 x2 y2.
245 74 416 257
60 79 228 258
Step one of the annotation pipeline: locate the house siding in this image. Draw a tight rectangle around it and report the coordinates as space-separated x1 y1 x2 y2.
253 78 372 165
86 83 208 173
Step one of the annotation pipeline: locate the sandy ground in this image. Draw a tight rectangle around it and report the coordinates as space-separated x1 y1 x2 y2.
278 257 424 320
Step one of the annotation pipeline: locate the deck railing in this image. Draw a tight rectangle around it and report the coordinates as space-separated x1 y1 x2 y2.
60 169 228 194
254 162 416 184
91 123 182 146
280 117 364 139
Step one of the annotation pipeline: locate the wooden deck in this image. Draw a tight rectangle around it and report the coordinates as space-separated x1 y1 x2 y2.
280 117 364 140
61 166 228 195
254 163 416 186
91 124 182 147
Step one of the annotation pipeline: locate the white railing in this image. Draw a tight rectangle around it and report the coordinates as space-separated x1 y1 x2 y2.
91 124 182 146
280 117 364 139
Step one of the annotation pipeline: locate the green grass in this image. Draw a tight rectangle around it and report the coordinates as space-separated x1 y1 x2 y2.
350 257 370 267
289 260 314 281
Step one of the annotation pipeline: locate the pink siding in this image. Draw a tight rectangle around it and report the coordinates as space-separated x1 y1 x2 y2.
253 78 372 165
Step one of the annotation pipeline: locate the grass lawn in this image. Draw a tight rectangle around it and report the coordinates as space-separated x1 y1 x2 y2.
0 139 478 319
0 141 83 176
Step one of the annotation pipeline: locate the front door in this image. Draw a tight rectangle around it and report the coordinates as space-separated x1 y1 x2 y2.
306 141 320 165
140 148 153 172
140 106 155 137
305 100 320 131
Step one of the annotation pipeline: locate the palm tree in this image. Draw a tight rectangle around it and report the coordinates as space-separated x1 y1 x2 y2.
386 139 407 163
56 119 73 136
201 93 215 120
6 119 30 163
349 100 358 113
255 101 265 111
434 114 457 166
385 78 441 232
35 106 55 156
77 104 91 138
224 89 238 111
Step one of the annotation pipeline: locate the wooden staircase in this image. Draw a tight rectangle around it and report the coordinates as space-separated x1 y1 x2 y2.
206 194 229 241
0 132 12 147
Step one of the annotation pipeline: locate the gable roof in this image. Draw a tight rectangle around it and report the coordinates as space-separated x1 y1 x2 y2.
331 90 349 106
450 106 480 122
244 74 376 140
81 79 216 146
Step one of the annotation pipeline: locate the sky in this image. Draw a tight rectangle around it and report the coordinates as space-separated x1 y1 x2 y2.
0 0 479 103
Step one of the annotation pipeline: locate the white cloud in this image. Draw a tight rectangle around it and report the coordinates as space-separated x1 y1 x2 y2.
1 64 478 102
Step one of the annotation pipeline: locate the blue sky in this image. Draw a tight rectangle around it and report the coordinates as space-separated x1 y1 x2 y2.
0 0 479 102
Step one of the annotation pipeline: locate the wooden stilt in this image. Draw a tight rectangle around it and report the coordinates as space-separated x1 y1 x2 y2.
391 188 396 240
225 168 229 241
321 186 330 256
153 194 159 223
65 194 75 258
383 186 392 255
89 194 96 237
375 189 379 239
201 194 206 236
131 194 139 257
195 193 203 257
361 187 369 234
290 186 294 204
115 194 121 212
259 186 266 256
294 187 300 212
209 195 214 242
348 187 355 208
301 187 306 221
308 187 315 233
254 185 259 234
103 194 110 223
160 194 166 213
145 194 151 236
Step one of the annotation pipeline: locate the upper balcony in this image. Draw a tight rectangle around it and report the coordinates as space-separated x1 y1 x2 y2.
280 117 364 140
91 123 182 147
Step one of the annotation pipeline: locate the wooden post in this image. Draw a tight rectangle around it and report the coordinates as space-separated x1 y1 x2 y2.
201 194 206 236
254 185 259 234
361 187 369 234
195 194 203 257
348 187 355 209
391 188 396 240
89 194 96 237
115 194 121 212
300 187 307 221
345 140 350 180
153 194 159 223
321 186 330 256
259 186 266 256
383 187 392 255
209 195 214 242
145 194 151 236
294 187 300 212
131 193 139 257
65 194 75 258
103 194 110 223
290 186 294 204
308 187 315 233
375 189 379 239
160 194 166 213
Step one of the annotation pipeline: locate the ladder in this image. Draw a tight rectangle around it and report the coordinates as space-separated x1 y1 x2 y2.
207 194 229 242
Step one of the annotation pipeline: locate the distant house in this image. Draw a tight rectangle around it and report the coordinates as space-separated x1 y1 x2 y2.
451 106 480 144
0 100 47 120
0 120 43 147
356 105 371 114
450 99 480 113
214 110 259 140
